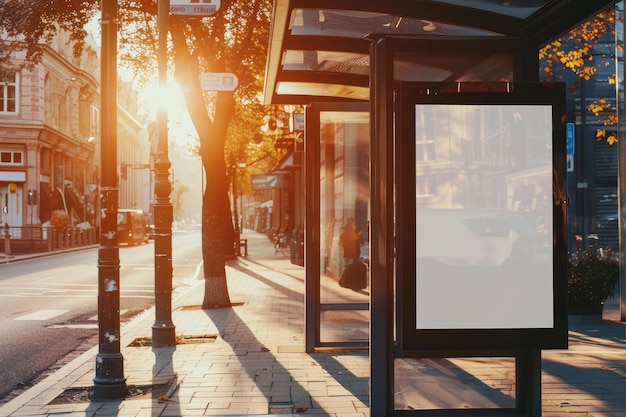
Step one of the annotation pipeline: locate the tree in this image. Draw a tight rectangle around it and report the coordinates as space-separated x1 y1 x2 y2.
171 180 190 218
540 9 620 144
0 0 273 309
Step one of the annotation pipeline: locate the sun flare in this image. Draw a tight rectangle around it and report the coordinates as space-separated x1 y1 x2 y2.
139 79 197 144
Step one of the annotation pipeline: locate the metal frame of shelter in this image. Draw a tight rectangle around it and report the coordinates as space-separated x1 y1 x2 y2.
263 1 619 416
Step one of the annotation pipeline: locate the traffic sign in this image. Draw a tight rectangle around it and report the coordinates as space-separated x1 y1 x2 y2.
566 122 575 156
170 0 220 16
201 72 238 91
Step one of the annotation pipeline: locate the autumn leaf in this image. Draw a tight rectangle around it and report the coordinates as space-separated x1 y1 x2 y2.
589 103 603 114
607 134 618 145
596 129 606 139
606 114 619 125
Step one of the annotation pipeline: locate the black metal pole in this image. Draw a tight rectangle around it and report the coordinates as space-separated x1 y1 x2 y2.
152 0 176 347
94 0 127 399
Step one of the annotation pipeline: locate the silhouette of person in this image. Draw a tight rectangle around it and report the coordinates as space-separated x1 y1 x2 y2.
339 218 362 265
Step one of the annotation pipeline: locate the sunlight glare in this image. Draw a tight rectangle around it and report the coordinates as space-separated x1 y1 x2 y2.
155 82 186 116
139 79 197 147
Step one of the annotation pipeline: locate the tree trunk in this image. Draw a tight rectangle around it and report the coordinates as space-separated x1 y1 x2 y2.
201 181 231 309
170 25 236 309
199 100 235 309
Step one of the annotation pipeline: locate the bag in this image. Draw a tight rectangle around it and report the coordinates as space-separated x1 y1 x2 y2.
339 260 367 290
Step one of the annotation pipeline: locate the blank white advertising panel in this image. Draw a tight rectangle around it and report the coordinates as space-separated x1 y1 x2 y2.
413 104 554 330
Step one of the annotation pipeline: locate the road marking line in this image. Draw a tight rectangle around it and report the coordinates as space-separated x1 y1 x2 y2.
48 324 99 329
15 309 69 321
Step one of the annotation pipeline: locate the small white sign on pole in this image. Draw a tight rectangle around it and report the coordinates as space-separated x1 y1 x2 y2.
170 0 221 16
201 72 239 91
292 113 304 132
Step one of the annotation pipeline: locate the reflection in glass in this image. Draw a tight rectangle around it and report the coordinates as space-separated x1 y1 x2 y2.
320 310 370 343
319 111 370 306
290 9 500 38
395 357 516 410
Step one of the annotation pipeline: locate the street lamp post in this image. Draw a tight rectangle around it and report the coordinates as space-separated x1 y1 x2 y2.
93 0 126 399
152 0 176 347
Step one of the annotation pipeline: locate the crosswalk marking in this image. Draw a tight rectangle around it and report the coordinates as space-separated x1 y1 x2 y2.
0 285 154 298
48 323 99 329
15 309 69 321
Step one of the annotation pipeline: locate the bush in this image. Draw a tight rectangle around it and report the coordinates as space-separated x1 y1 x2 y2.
568 247 619 313
50 210 70 228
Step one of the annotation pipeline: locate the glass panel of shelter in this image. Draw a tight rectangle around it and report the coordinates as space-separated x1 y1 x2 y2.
306 42 516 350
317 109 370 346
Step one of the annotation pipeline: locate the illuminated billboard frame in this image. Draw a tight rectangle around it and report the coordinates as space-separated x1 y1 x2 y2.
396 82 569 352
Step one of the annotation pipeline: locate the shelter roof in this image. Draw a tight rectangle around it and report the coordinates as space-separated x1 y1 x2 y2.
263 0 618 104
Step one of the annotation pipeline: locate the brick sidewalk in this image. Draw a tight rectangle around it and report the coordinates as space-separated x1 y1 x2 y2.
0 230 623 416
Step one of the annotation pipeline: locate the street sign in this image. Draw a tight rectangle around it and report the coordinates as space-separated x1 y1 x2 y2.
566 122 575 156
200 72 239 91
567 154 574 172
252 174 284 190
292 113 304 131
170 0 220 16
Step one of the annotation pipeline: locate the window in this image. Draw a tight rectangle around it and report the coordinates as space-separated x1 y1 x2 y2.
40 148 51 172
91 105 100 138
0 151 24 165
60 88 70 132
0 72 18 113
415 107 436 162
416 176 436 197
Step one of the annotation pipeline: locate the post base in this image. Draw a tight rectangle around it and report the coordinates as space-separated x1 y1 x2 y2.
93 352 127 399
93 378 128 399
152 322 176 347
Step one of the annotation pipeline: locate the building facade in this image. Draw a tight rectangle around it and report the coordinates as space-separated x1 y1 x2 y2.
554 5 624 252
0 29 147 249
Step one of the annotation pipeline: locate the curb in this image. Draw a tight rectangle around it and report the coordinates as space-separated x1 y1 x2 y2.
0 245 99 264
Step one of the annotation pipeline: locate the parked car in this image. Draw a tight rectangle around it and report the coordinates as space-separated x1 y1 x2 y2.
117 209 150 246
415 208 550 280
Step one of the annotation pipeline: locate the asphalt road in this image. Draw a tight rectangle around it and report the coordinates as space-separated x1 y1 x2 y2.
0 231 202 403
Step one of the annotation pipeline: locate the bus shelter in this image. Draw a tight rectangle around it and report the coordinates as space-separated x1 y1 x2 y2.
263 1 619 416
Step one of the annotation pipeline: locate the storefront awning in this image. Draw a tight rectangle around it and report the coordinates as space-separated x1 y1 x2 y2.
65 185 85 222
264 0 618 104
